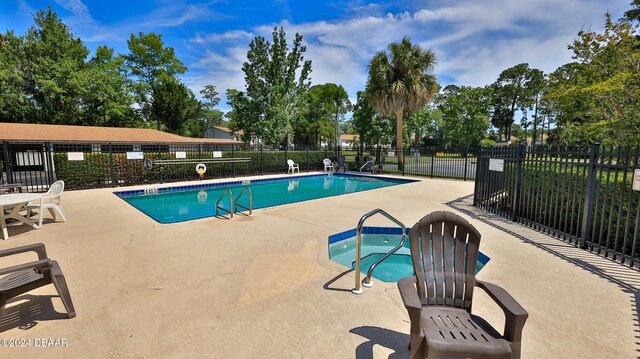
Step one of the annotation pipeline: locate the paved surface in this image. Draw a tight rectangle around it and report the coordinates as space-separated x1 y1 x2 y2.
0 172 637 358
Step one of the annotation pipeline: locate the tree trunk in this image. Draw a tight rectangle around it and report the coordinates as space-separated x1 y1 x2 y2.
396 111 404 172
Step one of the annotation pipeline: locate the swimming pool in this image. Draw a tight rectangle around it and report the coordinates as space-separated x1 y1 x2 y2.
115 173 416 223
328 227 490 282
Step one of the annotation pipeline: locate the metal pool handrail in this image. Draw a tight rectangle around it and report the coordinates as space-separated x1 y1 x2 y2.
235 186 253 216
215 188 234 220
352 208 406 295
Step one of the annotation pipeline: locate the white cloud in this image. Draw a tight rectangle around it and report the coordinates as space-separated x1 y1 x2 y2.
190 30 255 44
182 0 629 113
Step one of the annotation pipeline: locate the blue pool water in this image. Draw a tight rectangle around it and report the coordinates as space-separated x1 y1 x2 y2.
116 174 415 224
328 227 490 283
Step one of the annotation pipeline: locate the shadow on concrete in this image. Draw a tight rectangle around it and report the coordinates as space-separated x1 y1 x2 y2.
447 194 640 358
350 326 410 359
323 269 354 293
0 294 70 332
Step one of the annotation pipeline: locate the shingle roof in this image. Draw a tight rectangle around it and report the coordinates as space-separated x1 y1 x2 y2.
212 125 244 136
0 123 244 145
339 134 358 141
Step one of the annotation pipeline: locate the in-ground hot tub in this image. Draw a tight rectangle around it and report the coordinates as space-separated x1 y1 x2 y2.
328 226 490 283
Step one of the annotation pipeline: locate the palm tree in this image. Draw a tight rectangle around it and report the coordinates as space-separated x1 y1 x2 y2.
366 37 438 171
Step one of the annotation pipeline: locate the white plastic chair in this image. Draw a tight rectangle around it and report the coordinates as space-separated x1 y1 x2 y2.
323 158 334 172
287 159 299 174
27 180 67 227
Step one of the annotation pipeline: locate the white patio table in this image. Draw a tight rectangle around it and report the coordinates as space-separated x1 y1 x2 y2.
0 193 43 240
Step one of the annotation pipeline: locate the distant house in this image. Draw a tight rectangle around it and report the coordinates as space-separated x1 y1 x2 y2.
525 133 549 145
339 134 358 149
320 134 358 149
203 125 243 141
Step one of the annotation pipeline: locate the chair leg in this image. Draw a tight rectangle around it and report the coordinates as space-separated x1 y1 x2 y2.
50 262 76 318
55 205 67 222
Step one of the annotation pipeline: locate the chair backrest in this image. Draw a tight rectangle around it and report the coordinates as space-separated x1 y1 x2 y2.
337 155 346 165
323 158 332 165
287 159 294 166
48 180 65 199
408 211 481 311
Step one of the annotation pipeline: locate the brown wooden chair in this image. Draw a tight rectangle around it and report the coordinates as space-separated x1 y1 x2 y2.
0 243 75 319
398 211 527 359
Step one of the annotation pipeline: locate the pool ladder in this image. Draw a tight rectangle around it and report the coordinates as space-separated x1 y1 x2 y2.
352 208 407 295
215 186 253 220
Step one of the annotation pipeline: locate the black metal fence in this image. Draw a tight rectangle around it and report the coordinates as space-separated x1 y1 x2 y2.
0 142 335 191
339 146 476 180
0 142 478 192
474 144 640 268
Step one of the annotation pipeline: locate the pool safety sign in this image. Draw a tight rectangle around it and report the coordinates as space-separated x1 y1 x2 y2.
633 169 640 191
67 152 84 161
126 152 144 160
489 159 504 172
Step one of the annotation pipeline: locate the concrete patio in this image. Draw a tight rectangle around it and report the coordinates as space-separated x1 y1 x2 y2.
0 174 637 358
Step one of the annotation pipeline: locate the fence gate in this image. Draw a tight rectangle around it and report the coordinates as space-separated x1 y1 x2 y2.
473 146 522 218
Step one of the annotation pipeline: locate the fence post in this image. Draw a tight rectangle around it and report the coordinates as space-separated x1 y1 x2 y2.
306 147 309 172
580 143 600 249
232 145 236 177
44 142 54 185
109 143 116 187
511 145 525 221
3 141 14 184
472 147 482 206
430 147 435 179
463 145 469 181
260 145 264 175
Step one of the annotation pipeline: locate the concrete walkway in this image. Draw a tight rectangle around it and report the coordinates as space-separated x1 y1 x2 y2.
0 174 637 358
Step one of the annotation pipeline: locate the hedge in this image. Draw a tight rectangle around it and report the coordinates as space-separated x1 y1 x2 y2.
518 162 640 260
53 149 330 189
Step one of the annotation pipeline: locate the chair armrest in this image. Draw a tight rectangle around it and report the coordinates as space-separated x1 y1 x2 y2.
476 280 528 343
0 243 48 260
0 259 52 276
398 276 422 311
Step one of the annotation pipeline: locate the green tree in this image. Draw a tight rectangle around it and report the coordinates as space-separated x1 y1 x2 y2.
22 7 90 124
525 69 546 146
296 85 334 146
437 85 491 147
491 63 538 141
0 31 28 123
366 37 438 170
231 26 312 146
299 83 350 151
545 13 640 145
150 73 201 134
83 46 138 127
624 0 640 21
351 90 394 153
199 84 222 125
405 105 439 150
125 32 187 129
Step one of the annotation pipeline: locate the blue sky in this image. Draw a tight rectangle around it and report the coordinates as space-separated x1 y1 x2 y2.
2 0 631 113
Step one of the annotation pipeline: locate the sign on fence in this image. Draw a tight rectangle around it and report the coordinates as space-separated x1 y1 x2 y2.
175 151 186 159
489 158 504 172
388 151 395 157
633 169 640 191
213 151 222 158
67 152 84 161
126 152 144 160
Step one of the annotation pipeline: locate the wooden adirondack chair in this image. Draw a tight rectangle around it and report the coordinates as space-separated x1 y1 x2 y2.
398 211 527 359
